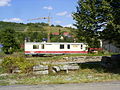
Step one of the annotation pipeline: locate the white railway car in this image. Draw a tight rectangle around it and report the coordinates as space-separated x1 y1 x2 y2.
25 42 88 55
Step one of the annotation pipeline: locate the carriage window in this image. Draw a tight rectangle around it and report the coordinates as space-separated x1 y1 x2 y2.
60 44 64 49
33 45 39 49
41 44 44 49
81 44 83 49
85 47 88 50
67 44 70 49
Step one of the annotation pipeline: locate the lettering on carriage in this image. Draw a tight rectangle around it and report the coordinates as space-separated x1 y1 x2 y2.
72 44 79 47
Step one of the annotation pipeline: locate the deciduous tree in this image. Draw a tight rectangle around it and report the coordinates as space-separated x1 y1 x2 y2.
1 28 19 54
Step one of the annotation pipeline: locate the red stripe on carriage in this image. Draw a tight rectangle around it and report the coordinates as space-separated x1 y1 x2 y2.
25 51 88 54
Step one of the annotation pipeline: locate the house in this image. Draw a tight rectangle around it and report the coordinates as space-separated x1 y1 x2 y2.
52 32 72 37
52 32 59 35
63 32 70 36
102 40 120 53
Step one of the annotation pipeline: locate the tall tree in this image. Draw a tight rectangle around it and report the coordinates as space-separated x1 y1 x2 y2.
101 0 120 47
1 28 19 54
73 0 112 48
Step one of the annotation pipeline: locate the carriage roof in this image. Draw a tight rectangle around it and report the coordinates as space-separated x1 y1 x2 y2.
25 42 87 45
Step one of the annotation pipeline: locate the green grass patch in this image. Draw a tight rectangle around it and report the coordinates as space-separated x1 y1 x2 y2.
0 81 9 86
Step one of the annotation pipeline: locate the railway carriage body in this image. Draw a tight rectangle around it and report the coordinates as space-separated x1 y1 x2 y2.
25 42 88 55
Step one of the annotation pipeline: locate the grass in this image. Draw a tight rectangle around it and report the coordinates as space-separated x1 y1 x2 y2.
0 81 9 86
63 52 119 57
0 63 120 85
0 52 120 85
17 69 120 85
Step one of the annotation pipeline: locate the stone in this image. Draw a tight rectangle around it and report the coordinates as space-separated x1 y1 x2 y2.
33 70 49 75
13 69 21 73
59 65 68 70
63 57 69 60
33 65 48 71
52 69 57 73
62 56 102 63
0 73 9 77
52 66 60 72
13 68 21 73
67 65 79 70
59 65 69 73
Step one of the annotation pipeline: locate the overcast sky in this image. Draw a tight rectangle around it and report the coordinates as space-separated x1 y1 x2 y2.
0 0 78 28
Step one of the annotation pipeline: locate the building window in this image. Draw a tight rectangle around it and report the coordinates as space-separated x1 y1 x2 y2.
67 44 70 49
33 45 39 49
81 44 83 49
60 44 64 49
41 44 44 49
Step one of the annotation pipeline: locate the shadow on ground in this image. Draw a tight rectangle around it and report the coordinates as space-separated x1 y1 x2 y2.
78 61 120 74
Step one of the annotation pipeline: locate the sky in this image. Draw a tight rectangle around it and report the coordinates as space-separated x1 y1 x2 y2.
0 0 78 28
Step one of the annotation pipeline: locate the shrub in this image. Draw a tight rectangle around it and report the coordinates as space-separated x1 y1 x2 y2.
1 56 35 73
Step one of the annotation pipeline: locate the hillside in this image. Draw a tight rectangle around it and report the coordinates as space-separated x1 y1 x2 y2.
0 21 73 33
0 21 76 43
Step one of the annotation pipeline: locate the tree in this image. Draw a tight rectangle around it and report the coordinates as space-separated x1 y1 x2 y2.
25 31 47 42
101 0 120 47
56 25 63 28
1 28 19 54
73 0 112 48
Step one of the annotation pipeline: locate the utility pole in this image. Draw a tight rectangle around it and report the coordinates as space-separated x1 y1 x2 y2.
28 16 51 42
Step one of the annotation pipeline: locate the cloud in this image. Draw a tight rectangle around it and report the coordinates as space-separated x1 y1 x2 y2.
64 24 76 29
0 0 12 7
54 20 62 24
43 6 53 10
56 11 68 16
3 18 23 22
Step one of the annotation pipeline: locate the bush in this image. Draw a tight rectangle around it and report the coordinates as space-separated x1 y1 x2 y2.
1 56 35 73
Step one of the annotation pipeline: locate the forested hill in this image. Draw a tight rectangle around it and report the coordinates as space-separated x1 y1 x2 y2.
0 21 73 33
0 21 76 45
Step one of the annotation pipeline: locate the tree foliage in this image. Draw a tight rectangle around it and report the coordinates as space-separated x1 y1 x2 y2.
101 0 120 47
0 28 19 54
25 31 47 42
0 21 75 54
73 0 112 48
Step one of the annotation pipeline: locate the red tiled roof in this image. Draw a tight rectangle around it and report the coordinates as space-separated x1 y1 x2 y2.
52 32 59 35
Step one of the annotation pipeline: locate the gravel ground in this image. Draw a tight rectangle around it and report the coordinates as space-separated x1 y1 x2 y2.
0 81 120 90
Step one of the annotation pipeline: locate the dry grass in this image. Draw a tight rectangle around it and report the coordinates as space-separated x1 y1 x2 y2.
1 62 120 85
17 69 120 85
